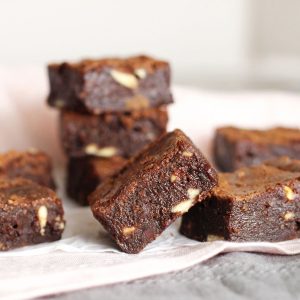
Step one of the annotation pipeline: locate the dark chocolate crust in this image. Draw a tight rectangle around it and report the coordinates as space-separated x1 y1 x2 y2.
60 107 168 158
89 129 218 254
213 126 300 172
67 156 127 205
0 177 65 251
0 150 55 189
180 156 300 242
47 55 173 113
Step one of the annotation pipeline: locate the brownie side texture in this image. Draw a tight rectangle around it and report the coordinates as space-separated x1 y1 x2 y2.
67 156 127 205
213 126 300 172
180 156 300 242
0 150 55 189
0 177 65 251
47 55 173 113
60 107 168 158
89 129 218 254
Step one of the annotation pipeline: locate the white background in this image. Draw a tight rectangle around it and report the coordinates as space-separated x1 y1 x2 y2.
0 0 300 89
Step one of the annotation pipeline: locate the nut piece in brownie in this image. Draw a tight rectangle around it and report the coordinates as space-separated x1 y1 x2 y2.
0 177 65 251
60 107 168 158
89 129 218 253
67 156 127 205
0 149 55 189
214 126 300 172
47 55 173 113
180 156 300 243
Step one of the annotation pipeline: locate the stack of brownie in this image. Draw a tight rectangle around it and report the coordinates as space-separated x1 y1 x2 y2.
47 55 173 205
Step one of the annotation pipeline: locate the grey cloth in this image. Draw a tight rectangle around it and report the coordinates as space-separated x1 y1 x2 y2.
53 252 300 300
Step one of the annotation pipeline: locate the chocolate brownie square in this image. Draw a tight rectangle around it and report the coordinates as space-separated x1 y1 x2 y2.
180 156 300 242
47 55 173 113
213 126 300 172
60 107 168 158
0 177 65 251
0 150 55 189
89 129 218 253
67 156 127 205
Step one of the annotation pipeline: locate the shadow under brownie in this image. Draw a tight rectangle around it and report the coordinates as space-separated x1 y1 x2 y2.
67 156 127 205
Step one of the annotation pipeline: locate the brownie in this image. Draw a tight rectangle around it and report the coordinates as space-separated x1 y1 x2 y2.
0 177 65 251
47 55 173 113
60 107 168 158
0 150 55 189
180 156 300 243
67 156 127 205
213 126 300 172
89 129 218 253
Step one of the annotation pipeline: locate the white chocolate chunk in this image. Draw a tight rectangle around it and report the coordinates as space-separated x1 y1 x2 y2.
171 189 200 214
134 68 147 79
207 234 224 242
187 188 200 200
38 206 48 236
54 99 65 108
58 222 65 230
284 211 295 221
284 186 296 201
182 151 193 157
27 147 39 154
85 145 117 157
110 70 138 89
123 226 136 235
170 174 178 183
237 170 245 178
54 216 65 231
171 199 194 214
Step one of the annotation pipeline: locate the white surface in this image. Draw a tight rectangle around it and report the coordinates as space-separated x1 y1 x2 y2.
0 67 300 300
